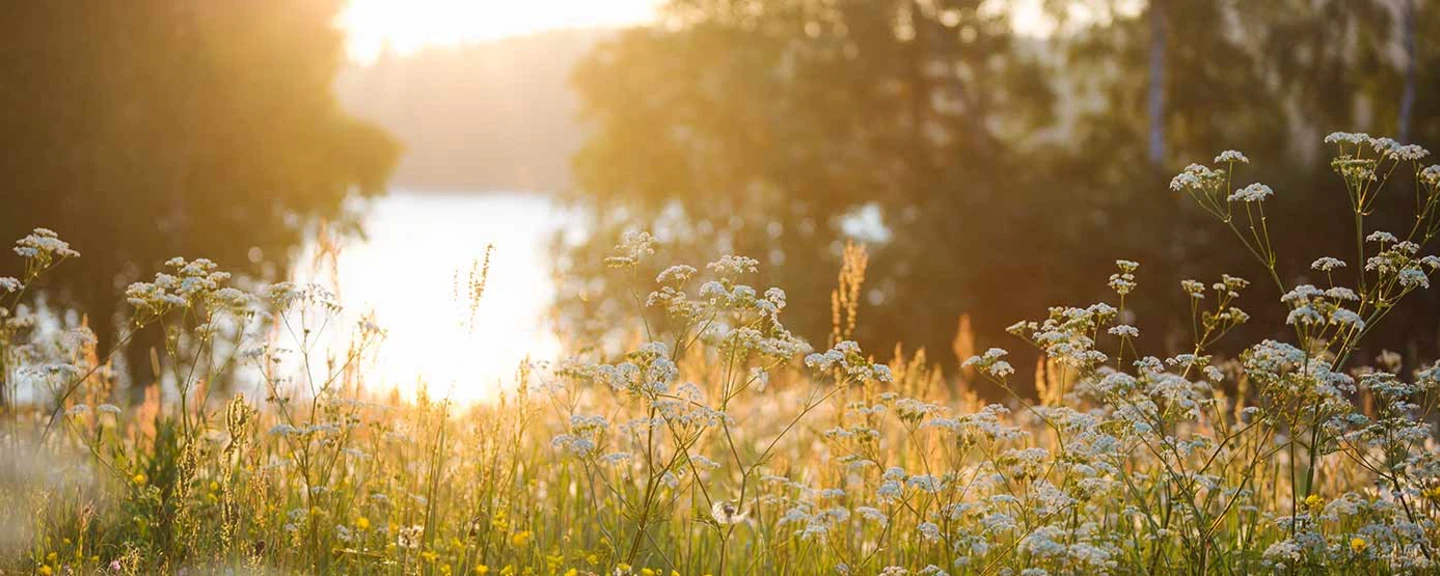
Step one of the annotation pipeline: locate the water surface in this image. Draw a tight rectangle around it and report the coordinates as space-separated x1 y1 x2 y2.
310 191 565 402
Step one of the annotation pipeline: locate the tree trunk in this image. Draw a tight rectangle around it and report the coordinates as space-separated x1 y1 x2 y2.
908 0 930 180
1398 0 1417 143
1147 0 1166 166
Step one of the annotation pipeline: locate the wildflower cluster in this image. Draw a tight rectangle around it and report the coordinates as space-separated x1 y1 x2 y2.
7 132 1440 575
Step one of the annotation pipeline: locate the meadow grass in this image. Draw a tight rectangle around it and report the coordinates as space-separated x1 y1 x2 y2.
4 134 1440 575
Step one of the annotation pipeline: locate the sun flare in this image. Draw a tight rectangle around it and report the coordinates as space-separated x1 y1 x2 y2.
292 193 568 404
338 0 661 62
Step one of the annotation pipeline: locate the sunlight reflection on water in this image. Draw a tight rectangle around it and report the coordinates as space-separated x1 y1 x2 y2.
302 191 567 403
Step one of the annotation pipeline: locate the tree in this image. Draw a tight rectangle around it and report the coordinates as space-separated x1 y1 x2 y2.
1057 0 1440 358
566 0 1055 360
565 0 1440 384
0 1 399 391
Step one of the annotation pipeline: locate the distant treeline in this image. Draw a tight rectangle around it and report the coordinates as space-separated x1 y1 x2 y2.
550 0 1440 382
336 28 611 193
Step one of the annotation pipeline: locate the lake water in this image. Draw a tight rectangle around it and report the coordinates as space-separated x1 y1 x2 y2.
307 191 568 402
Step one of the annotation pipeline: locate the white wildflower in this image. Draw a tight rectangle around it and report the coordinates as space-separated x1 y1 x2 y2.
1228 183 1273 202
1398 267 1429 289
1181 279 1206 298
1325 131 1372 146
1366 231 1397 244
711 500 747 525
1329 308 1365 331
1422 165 1440 187
1108 325 1138 338
706 254 759 277
1215 150 1249 164
1286 305 1323 326
856 506 888 527
397 525 423 549
655 265 696 284
14 228 79 261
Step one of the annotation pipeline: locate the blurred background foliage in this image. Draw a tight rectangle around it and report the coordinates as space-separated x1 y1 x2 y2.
1 0 1438 396
0 1 399 385
555 0 1440 390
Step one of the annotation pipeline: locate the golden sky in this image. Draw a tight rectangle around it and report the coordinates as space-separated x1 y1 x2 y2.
338 0 663 62
336 0 1080 63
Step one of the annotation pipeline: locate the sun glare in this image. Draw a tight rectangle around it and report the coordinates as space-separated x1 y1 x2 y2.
338 0 662 62
291 193 567 404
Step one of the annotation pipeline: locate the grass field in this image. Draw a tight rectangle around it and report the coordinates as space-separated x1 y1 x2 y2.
4 135 1440 574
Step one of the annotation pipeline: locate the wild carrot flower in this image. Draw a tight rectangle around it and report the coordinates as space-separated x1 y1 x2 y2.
711 500 747 525
398 525 423 549
1227 183 1274 202
1214 150 1249 164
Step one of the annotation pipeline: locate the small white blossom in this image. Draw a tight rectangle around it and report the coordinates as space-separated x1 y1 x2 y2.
655 265 696 284
1366 231 1398 244
1325 131 1372 146
1398 267 1429 289
1108 325 1138 338
1228 183 1274 202
1214 150 1249 164
1422 165 1440 187
706 254 759 277
711 500 747 525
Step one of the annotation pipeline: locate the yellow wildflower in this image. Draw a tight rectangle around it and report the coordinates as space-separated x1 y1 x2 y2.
132 473 147 485
474 566 490 575
510 530 533 548
1352 537 1368 554
355 517 371 530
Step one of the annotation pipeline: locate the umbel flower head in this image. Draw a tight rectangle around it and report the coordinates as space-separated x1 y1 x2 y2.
711 500 747 525
14 227 79 280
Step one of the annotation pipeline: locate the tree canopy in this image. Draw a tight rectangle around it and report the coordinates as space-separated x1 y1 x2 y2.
0 1 399 384
562 0 1440 382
